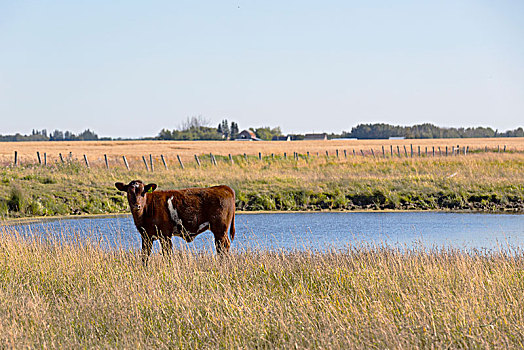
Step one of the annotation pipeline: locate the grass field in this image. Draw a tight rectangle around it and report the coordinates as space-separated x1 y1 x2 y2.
1 140 523 348
1 138 523 166
0 143 523 218
0 229 523 348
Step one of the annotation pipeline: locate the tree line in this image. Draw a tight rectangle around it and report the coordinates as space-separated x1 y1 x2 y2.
0 129 102 142
157 116 283 141
158 119 524 141
342 123 524 139
1 120 522 142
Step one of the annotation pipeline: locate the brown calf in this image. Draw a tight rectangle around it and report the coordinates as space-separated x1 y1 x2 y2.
115 180 235 264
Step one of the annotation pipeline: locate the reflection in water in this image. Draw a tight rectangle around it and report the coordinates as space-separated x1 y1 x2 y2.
4 212 524 253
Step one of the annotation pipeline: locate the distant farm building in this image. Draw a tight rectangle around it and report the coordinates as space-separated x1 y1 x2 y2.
236 130 261 141
272 135 291 141
304 133 328 141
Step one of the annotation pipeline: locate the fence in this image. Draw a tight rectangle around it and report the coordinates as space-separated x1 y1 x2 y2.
4 144 515 169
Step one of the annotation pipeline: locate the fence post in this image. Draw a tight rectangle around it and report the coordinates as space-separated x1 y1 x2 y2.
44 153 47 166
404 146 408 158
390 145 393 157
244 153 248 163
410 144 413 158
418 146 421 157
382 146 385 158
325 150 329 158
432 146 435 157
344 150 347 159
284 152 287 160
336 149 339 159
504 145 506 152
229 154 233 165
37 151 42 165
259 152 262 161
425 147 427 157
177 155 184 169
397 146 400 157
83 154 90 168
271 153 275 160
14 151 18 166
161 155 168 170
353 149 356 157
210 153 217 166
59 153 64 164
370 149 375 158
445 146 448 156
142 156 149 171
360 150 365 157
104 154 109 169
194 155 201 167
149 154 154 172
122 155 130 170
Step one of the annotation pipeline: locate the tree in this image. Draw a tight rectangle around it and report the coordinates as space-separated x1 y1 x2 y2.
221 120 230 139
253 126 283 140
179 116 210 130
76 129 99 141
230 122 239 139
50 130 64 141
158 129 173 140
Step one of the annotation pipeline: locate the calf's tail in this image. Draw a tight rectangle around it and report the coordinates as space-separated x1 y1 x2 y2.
229 211 235 241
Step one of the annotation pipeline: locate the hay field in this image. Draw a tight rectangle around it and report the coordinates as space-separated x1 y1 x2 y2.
1 137 523 166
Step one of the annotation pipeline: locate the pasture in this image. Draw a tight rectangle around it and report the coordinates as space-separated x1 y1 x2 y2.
1 139 523 348
0 230 523 348
0 139 523 218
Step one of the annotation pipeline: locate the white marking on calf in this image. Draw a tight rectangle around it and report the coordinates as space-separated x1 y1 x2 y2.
198 222 210 232
167 197 178 222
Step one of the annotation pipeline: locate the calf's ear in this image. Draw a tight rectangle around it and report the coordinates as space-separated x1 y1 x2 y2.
144 183 157 193
115 182 128 191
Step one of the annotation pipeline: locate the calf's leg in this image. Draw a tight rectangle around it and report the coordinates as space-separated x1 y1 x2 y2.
213 231 231 255
141 237 153 266
160 236 173 257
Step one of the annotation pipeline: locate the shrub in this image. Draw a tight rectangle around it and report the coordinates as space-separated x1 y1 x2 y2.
7 186 26 213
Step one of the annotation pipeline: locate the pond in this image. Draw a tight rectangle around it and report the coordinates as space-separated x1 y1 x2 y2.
3 212 523 253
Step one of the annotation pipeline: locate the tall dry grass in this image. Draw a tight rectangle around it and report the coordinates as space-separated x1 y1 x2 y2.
0 227 523 348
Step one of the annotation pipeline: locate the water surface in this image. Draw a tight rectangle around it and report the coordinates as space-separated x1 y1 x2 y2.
4 212 523 253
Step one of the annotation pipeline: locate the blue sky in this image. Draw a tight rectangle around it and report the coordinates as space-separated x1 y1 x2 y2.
1 0 523 138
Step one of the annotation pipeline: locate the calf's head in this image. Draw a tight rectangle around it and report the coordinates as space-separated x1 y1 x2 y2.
115 180 157 212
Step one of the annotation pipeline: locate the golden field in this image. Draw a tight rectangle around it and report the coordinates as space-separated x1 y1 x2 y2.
0 230 523 348
1 137 523 167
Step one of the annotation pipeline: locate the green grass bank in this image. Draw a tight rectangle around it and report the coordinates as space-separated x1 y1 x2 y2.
1 153 523 218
